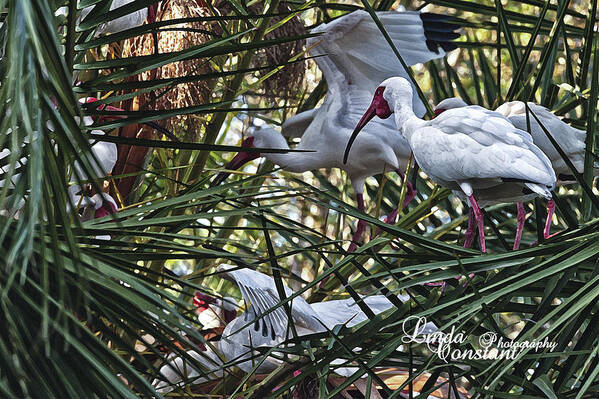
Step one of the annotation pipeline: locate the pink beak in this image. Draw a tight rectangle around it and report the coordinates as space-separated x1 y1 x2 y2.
433 108 445 117
343 102 377 164
210 137 261 186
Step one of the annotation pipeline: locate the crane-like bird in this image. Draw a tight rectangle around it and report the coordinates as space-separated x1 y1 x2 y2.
344 77 556 253
435 97 589 247
213 9 461 251
152 264 436 391
215 264 424 374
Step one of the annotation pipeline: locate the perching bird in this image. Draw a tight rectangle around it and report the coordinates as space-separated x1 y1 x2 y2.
344 77 556 253
152 264 434 391
215 264 420 374
213 9 461 251
435 97 589 247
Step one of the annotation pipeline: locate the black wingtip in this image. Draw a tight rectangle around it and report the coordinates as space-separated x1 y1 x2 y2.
419 12 462 53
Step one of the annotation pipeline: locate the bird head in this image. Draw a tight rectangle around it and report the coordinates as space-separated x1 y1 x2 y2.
343 77 412 164
193 292 217 313
433 97 468 116
91 193 118 219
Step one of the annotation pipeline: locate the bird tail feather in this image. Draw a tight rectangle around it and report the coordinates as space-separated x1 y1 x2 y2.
524 183 552 200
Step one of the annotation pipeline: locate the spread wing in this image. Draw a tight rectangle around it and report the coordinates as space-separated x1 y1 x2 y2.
216 264 322 340
281 108 318 138
310 294 406 328
307 10 461 117
413 106 556 188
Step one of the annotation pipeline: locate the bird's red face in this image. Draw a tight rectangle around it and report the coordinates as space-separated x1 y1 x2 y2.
371 86 392 119
433 108 447 117
210 136 261 186
193 292 216 313
343 86 392 164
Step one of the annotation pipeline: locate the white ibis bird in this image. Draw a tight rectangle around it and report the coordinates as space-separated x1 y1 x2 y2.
435 97 589 247
152 264 435 391
215 9 461 252
215 264 422 374
344 77 556 253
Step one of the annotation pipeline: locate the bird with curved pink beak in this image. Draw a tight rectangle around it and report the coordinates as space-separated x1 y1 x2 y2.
205 5 467 254
345 77 555 256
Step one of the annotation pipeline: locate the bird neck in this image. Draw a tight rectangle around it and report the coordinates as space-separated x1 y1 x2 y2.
265 149 317 173
392 101 420 142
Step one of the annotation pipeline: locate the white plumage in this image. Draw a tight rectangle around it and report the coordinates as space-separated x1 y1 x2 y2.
150 264 434 391
221 9 461 251
259 9 461 185
435 97 590 247
215 264 418 375
345 77 556 252
436 98 587 183
152 347 224 394
495 101 587 181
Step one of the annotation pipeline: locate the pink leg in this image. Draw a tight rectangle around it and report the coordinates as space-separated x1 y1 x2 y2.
463 208 476 248
395 168 417 209
373 169 416 233
348 193 366 253
513 202 526 250
468 195 486 253
321 193 366 289
544 199 555 239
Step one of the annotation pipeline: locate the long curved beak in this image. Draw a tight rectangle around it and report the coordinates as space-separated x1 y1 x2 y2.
343 103 376 164
210 138 259 187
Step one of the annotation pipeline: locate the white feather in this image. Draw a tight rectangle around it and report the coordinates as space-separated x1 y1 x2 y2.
249 9 460 194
